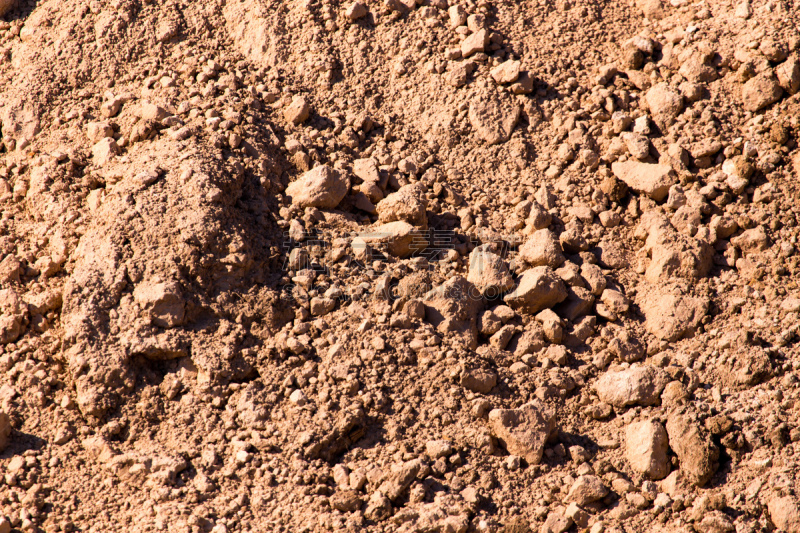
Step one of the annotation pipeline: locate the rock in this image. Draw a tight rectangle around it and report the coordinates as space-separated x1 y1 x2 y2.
776 58 800 94
364 491 392 521
636 212 713 282
133 281 185 328
625 420 669 479
352 157 382 185
379 459 421 501
356 221 428 258
491 60 521 84
536 308 563 344
330 490 362 512
460 368 497 394
565 475 609 505
636 0 664 19
556 286 595 322
666 413 719 487
140 102 167 121
0 288 26 344
607 328 644 362
423 276 482 349
488 401 556 465
594 366 670 408
768 496 800 533
345 1 367 20
645 83 684 126
87 122 114 143
698 511 734 533
310 297 336 316
461 29 488 58
376 183 428 227
92 137 120 166
286 165 349 209
731 226 770 255
624 132 650 160
721 155 754 195
0 410 10 452
467 246 514 297
541 513 572 533
284 96 311 125
469 95 521 145
639 289 708 341
426 440 454 459
741 73 783 112
0 254 20 284
504 267 568 315
611 161 676 202
519 229 566 269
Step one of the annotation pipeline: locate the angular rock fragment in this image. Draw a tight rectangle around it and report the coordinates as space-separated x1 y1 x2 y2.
467 246 514 297
518 229 565 269
376 183 428 228
0 411 9 452
460 368 497 394
741 72 782 112
461 29 488 58
284 96 310 125
645 83 684 126
639 289 708 341
776 58 800 94
0 289 26 345
378 459 421 501
133 281 185 328
594 366 669 408
345 1 367 20
356 221 428 258
423 276 482 349
488 401 556 464
625 419 669 479
92 138 120 166
637 212 713 282
468 95 521 145
555 286 594 322
611 161 676 202
286 165 349 209
665 413 719 487
565 475 609 506
768 496 800 533
504 267 567 315
490 60 521 84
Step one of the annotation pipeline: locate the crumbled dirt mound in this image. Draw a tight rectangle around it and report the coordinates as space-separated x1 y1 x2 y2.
0 0 799 532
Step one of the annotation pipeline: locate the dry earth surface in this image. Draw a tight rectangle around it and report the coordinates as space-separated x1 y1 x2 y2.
0 0 799 531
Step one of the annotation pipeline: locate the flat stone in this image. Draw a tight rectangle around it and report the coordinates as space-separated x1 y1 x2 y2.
490 60 521 84
284 96 311 125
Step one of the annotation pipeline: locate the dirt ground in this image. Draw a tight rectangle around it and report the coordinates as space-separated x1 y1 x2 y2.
0 0 799 531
